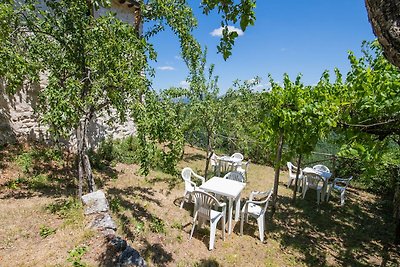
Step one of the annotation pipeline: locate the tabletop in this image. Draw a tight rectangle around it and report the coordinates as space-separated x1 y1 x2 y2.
218 156 242 164
303 167 332 180
200 176 246 198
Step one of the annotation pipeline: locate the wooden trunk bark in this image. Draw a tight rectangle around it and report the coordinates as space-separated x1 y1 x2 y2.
365 0 400 68
204 129 212 179
271 131 284 214
292 154 302 203
394 166 400 244
76 114 96 197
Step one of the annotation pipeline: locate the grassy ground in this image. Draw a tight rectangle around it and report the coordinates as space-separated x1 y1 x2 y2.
0 144 399 266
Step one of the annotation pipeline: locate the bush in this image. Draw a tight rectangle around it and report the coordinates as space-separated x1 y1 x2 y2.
91 136 140 169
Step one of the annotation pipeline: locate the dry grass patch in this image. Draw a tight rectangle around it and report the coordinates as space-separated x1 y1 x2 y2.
0 145 399 266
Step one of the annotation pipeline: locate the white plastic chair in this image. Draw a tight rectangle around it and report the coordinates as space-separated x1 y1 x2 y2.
313 164 330 173
223 171 245 183
232 152 243 165
231 152 244 161
180 167 205 209
326 176 353 206
210 153 220 173
189 190 226 250
286 162 304 191
302 172 325 204
240 189 273 242
236 160 250 181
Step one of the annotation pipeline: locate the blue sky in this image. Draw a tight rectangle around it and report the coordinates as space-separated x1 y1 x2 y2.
147 0 375 93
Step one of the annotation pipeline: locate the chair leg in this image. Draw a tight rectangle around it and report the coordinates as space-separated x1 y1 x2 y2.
287 178 292 188
209 221 217 250
257 216 265 242
240 211 245 236
326 185 333 202
317 190 320 205
222 214 225 241
340 190 346 206
302 186 308 199
189 212 198 239
180 191 187 209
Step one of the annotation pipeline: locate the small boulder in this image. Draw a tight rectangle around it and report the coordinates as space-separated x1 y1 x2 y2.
90 213 117 231
109 236 128 252
118 246 147 267
81 190 109 215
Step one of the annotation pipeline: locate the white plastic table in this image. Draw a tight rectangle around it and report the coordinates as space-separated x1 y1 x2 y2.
199 176 246 234
303 167 332 201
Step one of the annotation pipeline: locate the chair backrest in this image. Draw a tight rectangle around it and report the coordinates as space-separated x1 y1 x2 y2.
243 160 250 172
182 167 194 191
250 189 273 215
191 190 220 219
287 162 302 178
231 153 244 161
313 164 330 173
305 173 324 188
223 171 245 183
336 176 353 189
210 153 218 167
260 190 273 215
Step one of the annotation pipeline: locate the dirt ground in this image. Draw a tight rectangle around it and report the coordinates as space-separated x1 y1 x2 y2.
0 145 399 266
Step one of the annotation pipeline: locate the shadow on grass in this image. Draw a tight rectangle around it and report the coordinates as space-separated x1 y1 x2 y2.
106 186 174 266
145 174 180 192
183 153 206 163
196 258 221 266
266 186 399 267
0 143 120 200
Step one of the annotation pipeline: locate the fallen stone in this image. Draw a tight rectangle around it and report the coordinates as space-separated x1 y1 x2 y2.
90 213 117 231
109 236 127 252
81 190 109 215
118 246 147 267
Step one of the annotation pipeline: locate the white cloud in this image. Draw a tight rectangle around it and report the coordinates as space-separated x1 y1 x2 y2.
157 66 175 71
179 80 189 88
174 55 182 60
210 26 244 37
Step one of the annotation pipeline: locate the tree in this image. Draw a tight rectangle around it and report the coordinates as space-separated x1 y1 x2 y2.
285 71 340 201
0 0 256 196
365 0 400 68
337 40 400 244
1 0 153 197
184 49 225 179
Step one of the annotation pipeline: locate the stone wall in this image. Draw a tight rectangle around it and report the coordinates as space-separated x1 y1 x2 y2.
0 1 138 149
0 81 137 149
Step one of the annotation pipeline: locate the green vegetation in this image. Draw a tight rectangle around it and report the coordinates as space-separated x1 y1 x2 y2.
67 245 88 267
46 198 84 226
149 216 166 234
39 225 57 238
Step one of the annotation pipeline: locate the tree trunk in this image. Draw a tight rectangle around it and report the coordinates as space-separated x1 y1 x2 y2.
365 0 400 68
204 129 212 179
394 165 400 244
271 130 284 215
76 113 96 197
292 154 302 203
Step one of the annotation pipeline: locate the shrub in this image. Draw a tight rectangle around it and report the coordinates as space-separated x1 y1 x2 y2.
39 225 57 238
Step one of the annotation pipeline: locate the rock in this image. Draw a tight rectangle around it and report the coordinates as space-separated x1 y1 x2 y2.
90 213 117 230
118 246 147 267
81 190 109 215
109 236 127 252
102 228 117 237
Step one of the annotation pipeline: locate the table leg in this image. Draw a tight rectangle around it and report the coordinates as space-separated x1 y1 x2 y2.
322 181 327 202
234 195 241 221
228 198 233 234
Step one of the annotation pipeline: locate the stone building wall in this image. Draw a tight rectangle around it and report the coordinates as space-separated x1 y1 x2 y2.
0 1 138 149
0 80 137 149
